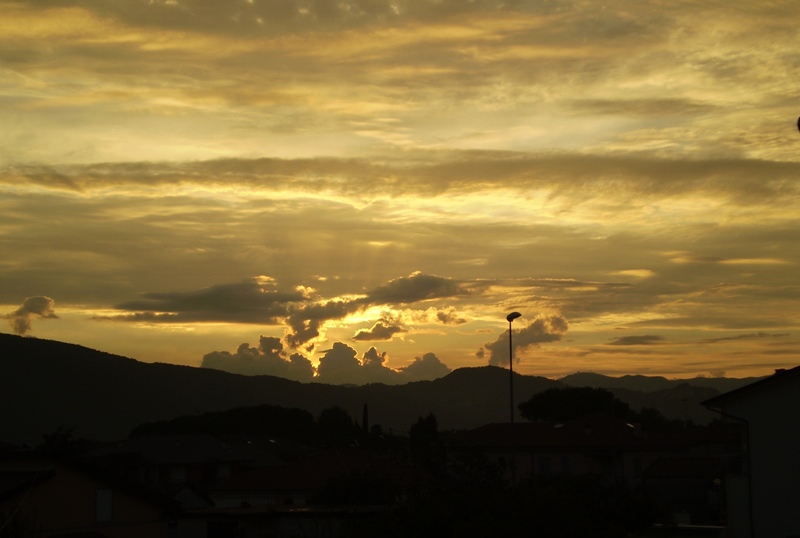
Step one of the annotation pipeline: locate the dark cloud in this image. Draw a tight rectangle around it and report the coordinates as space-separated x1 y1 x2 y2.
12 154 800 207
99 272 470 349
608 335 665 346
111 278 306 323
570 98 716 118
203 337 453 385
367 271 469 304
6 296 58 335
284 272 469 348
314 344 451 385
201 335 314 381
482 314 569 366
399 352 451 381
315 342 363 385
435 308 468 325
700 332 789 344
14 0 529 37
357 346 402 384
285 300 356 349
353 320 406 341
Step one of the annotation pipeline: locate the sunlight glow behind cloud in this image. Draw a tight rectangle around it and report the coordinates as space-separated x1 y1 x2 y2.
1 0 799 381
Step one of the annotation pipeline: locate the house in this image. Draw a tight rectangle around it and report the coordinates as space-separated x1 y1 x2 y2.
0 452 178 537
451 413 685 488
177 448 407 538
703 365 800 538
86 434 283 493
639 423 742 528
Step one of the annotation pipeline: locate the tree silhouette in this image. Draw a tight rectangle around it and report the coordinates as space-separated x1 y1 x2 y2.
317 406 359 447
408 413 445 473
519 387 634 422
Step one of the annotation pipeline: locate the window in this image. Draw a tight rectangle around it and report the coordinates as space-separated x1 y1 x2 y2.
539 456 551 475
96 489 113 522
169 466 187 483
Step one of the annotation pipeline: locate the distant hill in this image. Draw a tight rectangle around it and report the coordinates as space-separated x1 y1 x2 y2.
559 371 763 393
0 334 557 444
0 333 764 444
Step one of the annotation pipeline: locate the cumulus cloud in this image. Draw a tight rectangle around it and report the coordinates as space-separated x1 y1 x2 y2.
204 336 452 385
6 296 58 335
315 342 364 385
201 335 314 381
480 314 569 366
399 352 452 381
315 343 452 385
353 319 406 341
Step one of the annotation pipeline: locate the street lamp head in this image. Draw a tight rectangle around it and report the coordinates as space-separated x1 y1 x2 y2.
506 311 522 322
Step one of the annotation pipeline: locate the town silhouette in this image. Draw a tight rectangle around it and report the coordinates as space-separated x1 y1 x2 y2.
2 333 797 537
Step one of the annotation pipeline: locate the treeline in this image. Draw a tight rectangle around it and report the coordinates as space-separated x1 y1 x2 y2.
519 386 691 431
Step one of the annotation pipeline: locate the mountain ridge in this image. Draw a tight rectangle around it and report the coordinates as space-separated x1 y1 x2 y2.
0 333 761 444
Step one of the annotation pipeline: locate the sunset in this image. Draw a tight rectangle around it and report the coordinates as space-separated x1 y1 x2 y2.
2 0 799 382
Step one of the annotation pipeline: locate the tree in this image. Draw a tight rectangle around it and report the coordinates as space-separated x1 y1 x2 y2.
316 406 358 447
408 413 445 472
518 387 634 422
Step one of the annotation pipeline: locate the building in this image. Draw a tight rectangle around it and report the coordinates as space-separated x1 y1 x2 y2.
451 412 685 488
703 366 800 538
0 452 178 537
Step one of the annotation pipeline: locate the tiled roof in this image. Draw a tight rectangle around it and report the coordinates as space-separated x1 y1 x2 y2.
452 413 677 450
702 364 800 408
88 434 278 465
207 448 412 492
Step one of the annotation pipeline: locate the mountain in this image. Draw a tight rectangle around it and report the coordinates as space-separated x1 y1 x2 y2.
559 371 763 393
0 334 765 445
0 334 559 444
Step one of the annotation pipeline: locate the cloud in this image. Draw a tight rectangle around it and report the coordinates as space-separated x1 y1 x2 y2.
315 342 364 385
9 0 543 38
285 300 356 349
109 278 307 324
608 335 665 346
13 155 800 207
284 272 470 348
367 271 468 304
353 319 406 341
6 296 58 335
481 314 569 366
314 343 452 385
399 352 451 381
97 271 470 350
201 335 314 381
434 307 468 324
203 336 452 385
700 332 789 344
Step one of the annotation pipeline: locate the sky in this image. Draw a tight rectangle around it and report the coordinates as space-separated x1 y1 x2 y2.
2 0 800 384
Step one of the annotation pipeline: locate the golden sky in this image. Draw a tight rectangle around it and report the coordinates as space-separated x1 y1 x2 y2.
2 0 799 383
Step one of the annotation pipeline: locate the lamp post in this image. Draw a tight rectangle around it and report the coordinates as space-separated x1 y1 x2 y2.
506 311 522 425
506 311 521 486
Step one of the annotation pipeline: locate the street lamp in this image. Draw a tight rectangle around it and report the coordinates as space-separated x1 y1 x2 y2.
506 311 521 487
506 312 522 425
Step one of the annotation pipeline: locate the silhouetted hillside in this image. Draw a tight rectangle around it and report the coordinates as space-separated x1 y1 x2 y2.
560 371 762 393
0 334 557 443
0 334 757 444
